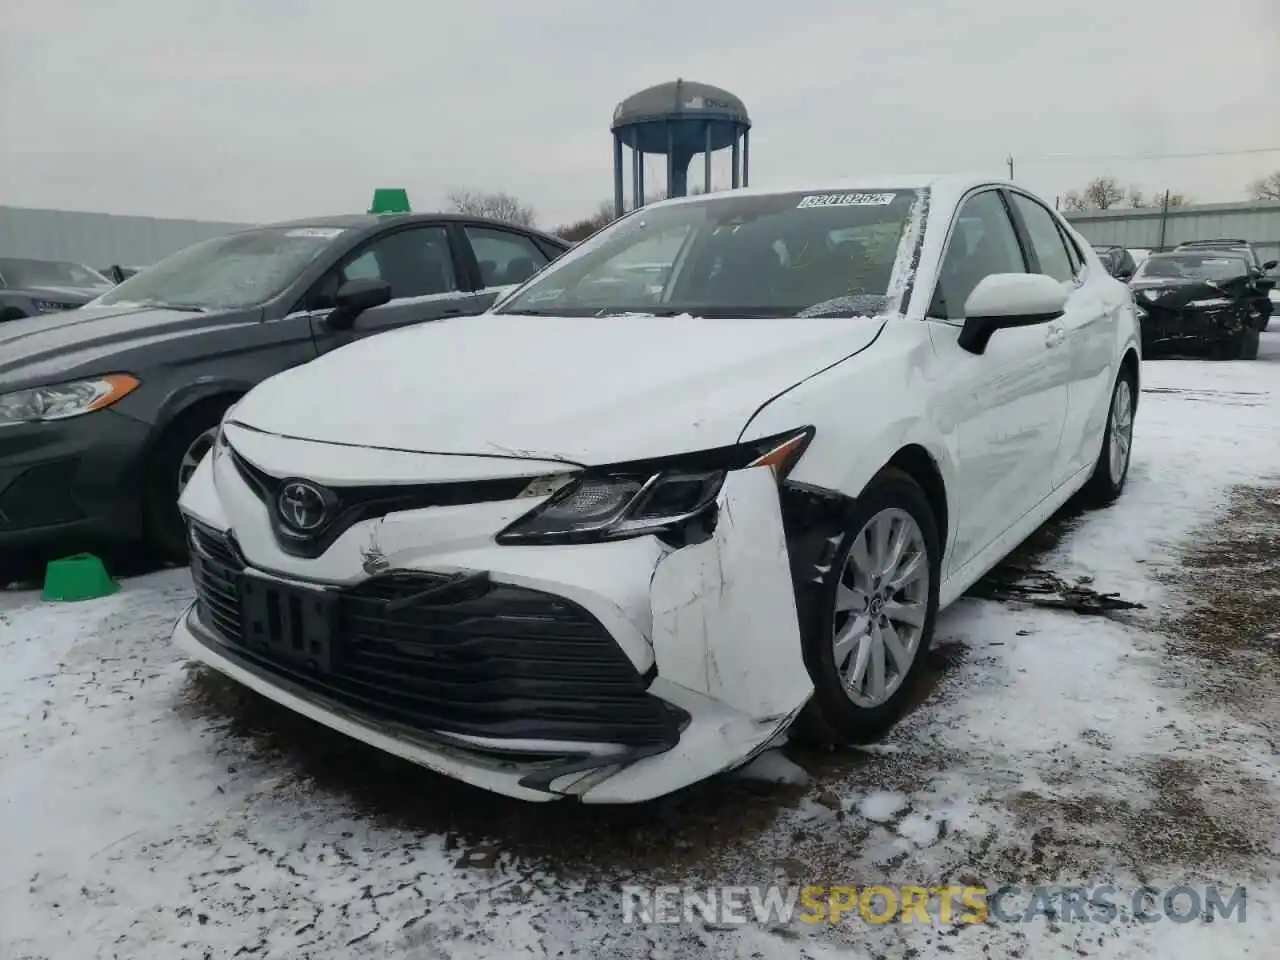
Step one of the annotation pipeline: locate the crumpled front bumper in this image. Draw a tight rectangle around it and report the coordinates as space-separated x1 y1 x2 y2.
172 441 814 803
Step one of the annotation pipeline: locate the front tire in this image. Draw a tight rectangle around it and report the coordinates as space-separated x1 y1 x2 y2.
796 468 942 744
1082 370 1135 506
142 402 232 563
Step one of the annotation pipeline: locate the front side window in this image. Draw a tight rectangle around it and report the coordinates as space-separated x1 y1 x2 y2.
494 188 925 319
465 227 550 288
0 258 111 290
1010 193 1076 283
929 190 1026 321
308 226 459 310
99 227 348 311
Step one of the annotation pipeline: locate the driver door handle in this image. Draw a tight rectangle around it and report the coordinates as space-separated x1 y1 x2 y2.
1045 325 1066 349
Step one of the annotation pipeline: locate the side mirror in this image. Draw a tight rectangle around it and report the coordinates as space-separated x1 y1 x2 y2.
325 278 392 330
1116 268 1133 281
958 273 1068 354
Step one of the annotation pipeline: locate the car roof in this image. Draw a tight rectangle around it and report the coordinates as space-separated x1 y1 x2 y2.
645 173 1014 208
1147 250 1247 260
233 212 569 246
1174 239 1252 249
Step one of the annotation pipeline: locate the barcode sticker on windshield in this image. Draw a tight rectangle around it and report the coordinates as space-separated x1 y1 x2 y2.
797 193 896 209
284 228 346 239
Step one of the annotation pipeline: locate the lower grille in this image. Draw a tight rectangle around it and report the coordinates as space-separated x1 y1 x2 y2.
188 522 681 747
0 460 82 530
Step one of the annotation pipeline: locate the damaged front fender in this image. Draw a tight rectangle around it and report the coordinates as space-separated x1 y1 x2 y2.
580 468 814 801
650 466 812 719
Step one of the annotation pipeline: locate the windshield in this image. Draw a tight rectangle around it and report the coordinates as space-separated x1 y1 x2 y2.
0 258 111 289
1136 255 1248 283
494 188 924 319
97 226 349 311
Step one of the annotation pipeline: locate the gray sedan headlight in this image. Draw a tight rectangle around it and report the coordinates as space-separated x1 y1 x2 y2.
0 374 141 425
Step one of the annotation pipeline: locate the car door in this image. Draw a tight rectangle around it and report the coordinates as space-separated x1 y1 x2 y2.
305 224 481 354
458 224 555 311
923 189 1070 576
1006 191 1115 487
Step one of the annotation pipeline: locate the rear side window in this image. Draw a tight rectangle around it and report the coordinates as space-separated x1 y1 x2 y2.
1010 194 1075 283
465 227 551 287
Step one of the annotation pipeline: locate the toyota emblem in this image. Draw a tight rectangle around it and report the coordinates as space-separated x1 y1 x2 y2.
277 480 331 533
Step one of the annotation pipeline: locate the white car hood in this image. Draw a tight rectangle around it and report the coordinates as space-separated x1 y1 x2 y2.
230 313 887 465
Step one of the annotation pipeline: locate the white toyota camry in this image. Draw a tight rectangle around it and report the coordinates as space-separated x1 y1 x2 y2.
173 174 1141 803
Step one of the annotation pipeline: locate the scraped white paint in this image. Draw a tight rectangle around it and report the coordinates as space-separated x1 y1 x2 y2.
650 466 812 721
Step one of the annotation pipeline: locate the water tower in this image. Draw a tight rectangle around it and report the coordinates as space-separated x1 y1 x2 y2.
611 79 752 218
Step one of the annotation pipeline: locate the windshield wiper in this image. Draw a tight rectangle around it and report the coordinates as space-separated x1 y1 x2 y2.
113 298 208 313
593 308 684 317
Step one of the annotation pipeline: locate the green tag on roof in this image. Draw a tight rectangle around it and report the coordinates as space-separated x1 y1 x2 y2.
368 188 411 214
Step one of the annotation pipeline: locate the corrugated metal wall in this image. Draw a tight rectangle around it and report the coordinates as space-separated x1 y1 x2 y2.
1064 200 1280 263
0 206 256 268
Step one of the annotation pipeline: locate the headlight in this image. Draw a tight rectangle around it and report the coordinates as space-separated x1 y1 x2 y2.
495 428 813 545
0 374 141 425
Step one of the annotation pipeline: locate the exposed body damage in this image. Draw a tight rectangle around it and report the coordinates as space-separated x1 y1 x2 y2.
170 174 1143 803
174 452 816 803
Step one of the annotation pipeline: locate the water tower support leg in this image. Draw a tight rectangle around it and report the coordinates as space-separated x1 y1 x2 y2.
731 134 741 189
705 124 713 193
742 129 750 188
613 135 625 219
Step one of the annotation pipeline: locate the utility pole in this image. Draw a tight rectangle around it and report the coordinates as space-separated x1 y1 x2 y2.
1006 156 1014 180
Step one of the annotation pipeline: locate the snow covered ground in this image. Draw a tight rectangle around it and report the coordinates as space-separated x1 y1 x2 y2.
4 331 1280 960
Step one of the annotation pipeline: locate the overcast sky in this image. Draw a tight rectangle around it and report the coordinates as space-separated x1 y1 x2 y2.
2 0 1278 229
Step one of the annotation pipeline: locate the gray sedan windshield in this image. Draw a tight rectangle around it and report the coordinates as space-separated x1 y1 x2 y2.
97 226 348 311
495 189 923 319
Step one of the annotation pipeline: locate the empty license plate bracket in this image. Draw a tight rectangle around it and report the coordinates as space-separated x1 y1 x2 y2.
239 573 338 672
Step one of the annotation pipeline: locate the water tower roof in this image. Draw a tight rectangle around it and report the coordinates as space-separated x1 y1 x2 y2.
611 79 750 132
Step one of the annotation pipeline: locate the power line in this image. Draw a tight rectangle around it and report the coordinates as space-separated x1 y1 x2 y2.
1013 146 1280 163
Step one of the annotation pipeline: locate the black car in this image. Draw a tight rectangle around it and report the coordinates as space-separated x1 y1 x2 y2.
1129 251 1274 359
1092 244 1138 280
0 213 569 584
0 258 116 321
102 265 143 284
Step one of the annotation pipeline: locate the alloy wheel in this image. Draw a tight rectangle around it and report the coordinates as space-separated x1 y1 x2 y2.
177 426 218 496
1108 379 1133 483
831 507 931 709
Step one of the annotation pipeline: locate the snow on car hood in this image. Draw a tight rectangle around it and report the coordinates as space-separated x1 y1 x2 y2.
230 312 887 465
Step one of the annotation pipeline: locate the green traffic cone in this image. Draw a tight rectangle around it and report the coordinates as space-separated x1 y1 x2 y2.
41 553 119 602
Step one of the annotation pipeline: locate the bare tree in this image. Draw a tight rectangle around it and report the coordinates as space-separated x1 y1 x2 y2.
1127 186 1147 208
445 188 536 227
1060 190 1088 212
1082 176 1125 210
1248 171 1280 201
551 185 711 243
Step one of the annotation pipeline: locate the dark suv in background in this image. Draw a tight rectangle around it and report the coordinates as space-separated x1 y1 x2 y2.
0 213 569 585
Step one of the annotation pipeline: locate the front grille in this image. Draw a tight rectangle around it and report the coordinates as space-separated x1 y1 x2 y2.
188 522 681 747
228 446 546 559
